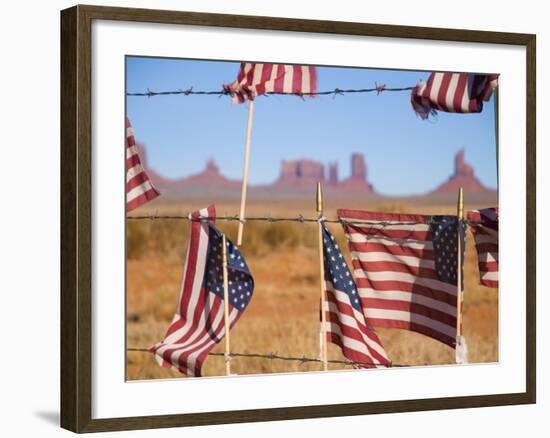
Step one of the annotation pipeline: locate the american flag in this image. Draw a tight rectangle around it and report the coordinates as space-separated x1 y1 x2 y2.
411 72 499 119
224 63 317 104
126 117 160 211
150 205 254 377
321 223 390 368
467 208 499 288
338 209 465 348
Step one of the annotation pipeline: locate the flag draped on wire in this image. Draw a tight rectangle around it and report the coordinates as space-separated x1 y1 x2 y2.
321 223 390 368
126 117 160 211
224 63 318 104
338 209 466 348
411 73 499 119
150 205 255 377
467 208 499 288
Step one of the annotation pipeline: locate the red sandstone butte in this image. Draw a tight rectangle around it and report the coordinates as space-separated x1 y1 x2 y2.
134 143 492 198
430 149 493 194
333 153 375 193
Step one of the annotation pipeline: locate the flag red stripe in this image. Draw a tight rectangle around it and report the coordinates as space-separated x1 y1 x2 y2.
353 260 440 280
308 66 317 94
363 298 457 326
126 152 143 169
452 73 468 112
347 228 431 241
292 65 303 93
368 318 455 346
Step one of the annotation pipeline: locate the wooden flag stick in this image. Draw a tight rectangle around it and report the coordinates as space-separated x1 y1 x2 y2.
221 234 231 376
237 100 255 246
316 182 328 371
456 187 464 338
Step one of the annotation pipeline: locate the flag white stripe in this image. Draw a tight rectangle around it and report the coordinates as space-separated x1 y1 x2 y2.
251 63 264 96
358 288 457 316
282 65 294 93
478 252 498 263
301 66 311 94
355 251 434 268
481 271 499 281
126 164 145 182
343 222 430 232
445 73 460 113
127 180 154 202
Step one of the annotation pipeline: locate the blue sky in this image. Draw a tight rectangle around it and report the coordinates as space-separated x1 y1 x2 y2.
126 57 497 196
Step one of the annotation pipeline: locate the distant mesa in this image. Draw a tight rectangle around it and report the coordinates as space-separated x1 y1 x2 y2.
135 143 240 190
135 143 494 198
429 149 493 194
273 153 375 193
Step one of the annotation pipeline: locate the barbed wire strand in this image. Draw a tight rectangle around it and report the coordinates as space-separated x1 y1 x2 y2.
127 214 478 227
127 85 415 98
127 348 412 368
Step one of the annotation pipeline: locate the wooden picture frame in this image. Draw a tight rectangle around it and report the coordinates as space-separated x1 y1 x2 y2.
60 4 536 433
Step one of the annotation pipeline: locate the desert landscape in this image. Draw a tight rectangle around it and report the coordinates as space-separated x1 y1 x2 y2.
126 149 498 379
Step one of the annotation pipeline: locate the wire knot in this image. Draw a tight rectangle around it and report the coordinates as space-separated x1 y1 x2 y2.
332 88 344 99
181 86 193 96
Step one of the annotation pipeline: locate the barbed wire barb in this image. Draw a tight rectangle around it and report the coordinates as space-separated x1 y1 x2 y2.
127 348 412 368
127 214 476 227
126 85 416 98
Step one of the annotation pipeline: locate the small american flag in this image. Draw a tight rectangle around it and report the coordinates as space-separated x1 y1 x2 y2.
411 72 498 119
321 223 390 368
338 209 465 348
126 117 160 211
150 205 254 377
467 208 499 288
225 63 317 104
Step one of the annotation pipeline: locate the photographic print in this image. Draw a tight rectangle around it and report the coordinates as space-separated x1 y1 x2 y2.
125 58 500 380
60 5 535 431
